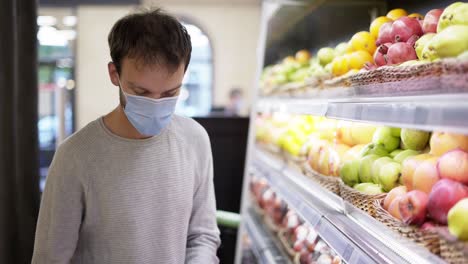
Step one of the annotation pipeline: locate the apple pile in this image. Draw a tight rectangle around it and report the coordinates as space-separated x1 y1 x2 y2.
261 2 468 94
250 177 343 264
381 131 468 242
282 213 342 264
339 127 432 194
260 49 332 91
250 176 289 225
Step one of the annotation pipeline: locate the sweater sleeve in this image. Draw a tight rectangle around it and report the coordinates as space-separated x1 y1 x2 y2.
32 144 85 264
185 132 221 264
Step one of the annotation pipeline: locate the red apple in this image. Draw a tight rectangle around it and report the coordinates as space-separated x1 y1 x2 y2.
293 224 309 242
293 239 306 252
421 221 438 232
282 211 300 230
428 179 468 224
423 9 444 33
399 190 429 225
383 186 407 210
412 157 440 194
388 196 404 220
305 228 318 252
438 149 468 184
430 132 468 156
401 153 433 190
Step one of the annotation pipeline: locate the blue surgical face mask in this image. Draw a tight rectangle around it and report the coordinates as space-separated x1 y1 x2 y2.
118 79 178 136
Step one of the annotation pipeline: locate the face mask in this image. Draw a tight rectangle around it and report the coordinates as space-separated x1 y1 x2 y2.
119 79 178 136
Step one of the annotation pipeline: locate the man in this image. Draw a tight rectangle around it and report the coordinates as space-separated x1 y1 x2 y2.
224 88 244 116
32 8 220 264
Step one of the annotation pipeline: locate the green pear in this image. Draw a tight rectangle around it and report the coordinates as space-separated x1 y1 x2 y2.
373 127 400 152
360 143 389 157
393 149 420 163
437 2 468 33
353 183 384 195
359 154 380 183
335 42 348 56
390 149 404 158
401 128 430 151
378 162 402 192
390 127 401 137
415 33 436 60
317 47 336 66
372 157 394 184
423 25 468 60
448 198 468 241
340 160 361 187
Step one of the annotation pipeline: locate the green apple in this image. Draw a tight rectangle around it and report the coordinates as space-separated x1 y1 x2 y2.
391 127 401 137
340 160 361 187
378 162 402 192
372 157 394 184
390 149 404 158
448 198 468 241
353 183 384 195
393 149 420 163
359 154 380 183
317 47 336 66
360 143 389 157
401 128 430 151
373 127 400 152
350 124 376 145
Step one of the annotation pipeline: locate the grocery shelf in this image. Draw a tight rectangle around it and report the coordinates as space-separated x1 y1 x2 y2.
253 147 446 264
257 93 468 134
244 207 292 264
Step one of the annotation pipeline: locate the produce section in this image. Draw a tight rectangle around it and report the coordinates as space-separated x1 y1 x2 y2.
236 1 468 264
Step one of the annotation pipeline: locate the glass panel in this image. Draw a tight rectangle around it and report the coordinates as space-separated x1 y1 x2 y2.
37 8 77 191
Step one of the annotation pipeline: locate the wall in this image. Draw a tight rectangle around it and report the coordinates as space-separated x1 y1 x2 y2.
76 3 261 129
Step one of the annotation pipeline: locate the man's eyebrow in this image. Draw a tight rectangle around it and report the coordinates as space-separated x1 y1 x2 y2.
127 81 149 91
163 84 182 94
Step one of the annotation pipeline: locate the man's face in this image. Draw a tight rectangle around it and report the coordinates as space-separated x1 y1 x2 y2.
108 58 185 105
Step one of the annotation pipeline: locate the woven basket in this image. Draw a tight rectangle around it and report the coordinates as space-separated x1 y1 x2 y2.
373 199 440 255
437 228 468 264
338 182 386 217
303 163 340 195
278 229 301 264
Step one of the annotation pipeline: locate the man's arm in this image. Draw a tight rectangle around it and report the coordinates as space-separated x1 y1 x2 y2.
185 133 221 263
32 145 85 264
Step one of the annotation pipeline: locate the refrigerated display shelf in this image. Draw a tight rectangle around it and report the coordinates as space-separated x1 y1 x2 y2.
257 93 468 134
252 148 446 264
244 207 292 264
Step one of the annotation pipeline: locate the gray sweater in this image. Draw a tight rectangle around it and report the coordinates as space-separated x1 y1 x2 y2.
32 116 220 264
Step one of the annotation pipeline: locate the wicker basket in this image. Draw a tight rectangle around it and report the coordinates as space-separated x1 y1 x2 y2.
278 229 301 264
338 182 386 217
373 199 441 255
302 163 340 195
436 228 468 264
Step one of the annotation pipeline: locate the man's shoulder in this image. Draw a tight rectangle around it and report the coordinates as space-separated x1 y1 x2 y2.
170 115 210 145
56 119 102 157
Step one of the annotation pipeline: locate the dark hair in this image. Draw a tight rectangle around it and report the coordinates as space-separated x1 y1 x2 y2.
108 8 192 74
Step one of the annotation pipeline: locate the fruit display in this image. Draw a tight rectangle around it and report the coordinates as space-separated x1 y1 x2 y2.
242 1 468 263
249 176 343 264
260 2 468 95
255 113 468 247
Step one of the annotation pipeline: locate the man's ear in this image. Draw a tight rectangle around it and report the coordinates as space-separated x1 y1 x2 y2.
108 62 120 86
